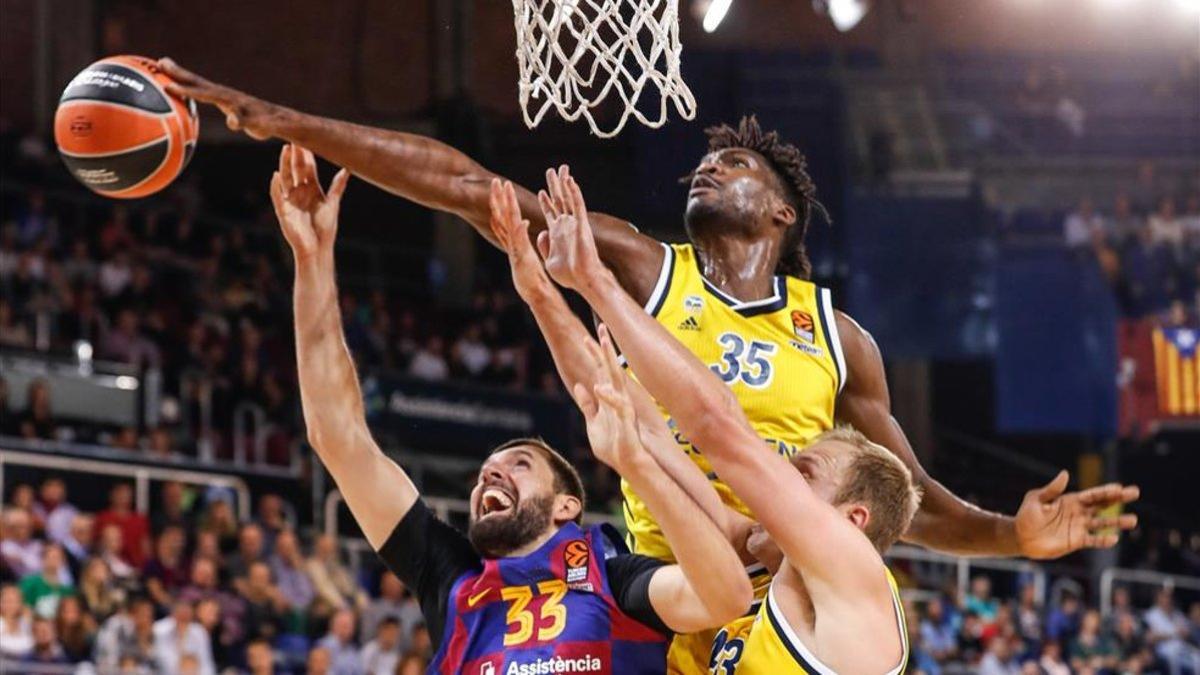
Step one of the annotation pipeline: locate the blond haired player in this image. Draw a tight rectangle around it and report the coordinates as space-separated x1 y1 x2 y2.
495 169 925 673
166 60 1142 673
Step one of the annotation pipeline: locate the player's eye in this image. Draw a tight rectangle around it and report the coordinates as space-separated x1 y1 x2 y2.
731 157 749 168
515 459 530 469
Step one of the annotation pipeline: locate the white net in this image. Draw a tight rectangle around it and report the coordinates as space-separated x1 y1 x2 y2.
512 0 697 138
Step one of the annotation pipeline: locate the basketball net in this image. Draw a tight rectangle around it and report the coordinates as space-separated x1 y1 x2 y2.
512 0 697 138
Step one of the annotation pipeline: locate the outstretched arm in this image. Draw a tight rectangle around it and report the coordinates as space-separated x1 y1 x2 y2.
273 144 417 549
488 177 750 548
158 59 664 303
574 325 753 632
836 314 1140 559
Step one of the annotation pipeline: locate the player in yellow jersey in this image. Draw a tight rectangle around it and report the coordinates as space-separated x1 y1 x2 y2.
168 62 1142 673
525 171 923 673
489 173 916 675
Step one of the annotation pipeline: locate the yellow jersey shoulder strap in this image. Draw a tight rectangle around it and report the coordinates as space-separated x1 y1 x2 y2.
764 570 909 675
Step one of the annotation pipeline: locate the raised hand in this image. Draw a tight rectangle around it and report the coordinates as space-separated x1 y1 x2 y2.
1014 471 1140 559
489 178 553 301
536 165 608 291
158 58 286 140
572 325 644 474
269 144 350 261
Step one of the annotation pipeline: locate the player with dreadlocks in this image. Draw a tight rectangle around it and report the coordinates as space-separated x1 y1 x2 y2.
163 59 1142 674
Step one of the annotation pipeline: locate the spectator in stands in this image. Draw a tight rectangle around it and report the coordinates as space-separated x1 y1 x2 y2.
0 584 33 658
78 556 123 622
1132 160 1162 214
978 635 1021 675
245 637 274 675
54 595 95 662
197 499 239 554
1110 193 1143 248
451 323 493 378
227 523 266 583
255 494 287 551
1015 584 1043 653
0 298 32 348
15 191 55 248
966 576 1000 623
361 616 402 675
1122 219 1176 316
238 561 288 643
308 645 333 675
959 610 986 663
407 622 431 661
95 482 151 569
101 308 163 369
361 572 421 649
396 651 427 675
921 596 959 664
62 239 97 286
153 599 216 675
179 557 246 664
268 529 314 617
317 608 364 675
144 525 190 608
98 250 133 300
1113 611 1152 673
146 426 180 461
0 508 42 578
1105 585 1139 634
1144 587 1200 675
95 595 156 671
1046 592 1083 644
408 335 449 381
19 543 73 618
17 378 58 441
1069 608 1118 672
98 523 138 582
1064 197 1106 251
307 534 366 612
31 478 78 548
151 481 194 535
1150 196 1186 253
1034 641 1068 675
21 616 68 666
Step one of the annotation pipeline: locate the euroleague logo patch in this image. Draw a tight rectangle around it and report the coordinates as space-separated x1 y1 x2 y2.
564 540 590 585
791 310 815 343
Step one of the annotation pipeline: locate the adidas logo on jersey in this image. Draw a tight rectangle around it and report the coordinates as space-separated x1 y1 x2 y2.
677 316 701 331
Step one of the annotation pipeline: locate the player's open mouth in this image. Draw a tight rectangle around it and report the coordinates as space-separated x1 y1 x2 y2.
689 175 720 195
479 486 516 518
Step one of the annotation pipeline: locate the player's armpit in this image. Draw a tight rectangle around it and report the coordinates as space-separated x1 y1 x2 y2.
833 311 1021 557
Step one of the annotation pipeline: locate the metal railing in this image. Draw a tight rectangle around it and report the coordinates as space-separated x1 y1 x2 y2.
1100 568 1200 616
0 447 251 520
886 543 1048 603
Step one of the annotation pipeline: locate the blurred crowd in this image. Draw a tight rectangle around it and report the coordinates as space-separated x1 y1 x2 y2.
1 476 427 674
906 576 1200 675
1063 179 1200 321
0 187 557 464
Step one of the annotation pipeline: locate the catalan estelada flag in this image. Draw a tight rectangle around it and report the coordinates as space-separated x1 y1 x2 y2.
1152 326 1200 416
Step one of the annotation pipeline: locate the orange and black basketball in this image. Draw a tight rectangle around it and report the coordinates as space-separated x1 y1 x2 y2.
54 55 198 199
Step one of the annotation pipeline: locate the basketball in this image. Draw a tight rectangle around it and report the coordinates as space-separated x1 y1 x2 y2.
54 55 198 199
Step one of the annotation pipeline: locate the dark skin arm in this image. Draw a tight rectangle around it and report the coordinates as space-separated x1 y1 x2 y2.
156 60 664 302
835 311 1139 558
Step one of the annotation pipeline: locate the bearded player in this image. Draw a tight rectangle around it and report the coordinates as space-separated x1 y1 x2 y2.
273 142 751 675
167 60 1141 672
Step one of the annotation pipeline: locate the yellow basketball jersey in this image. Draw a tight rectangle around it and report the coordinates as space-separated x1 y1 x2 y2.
622 243 847 561
709 570 909 675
